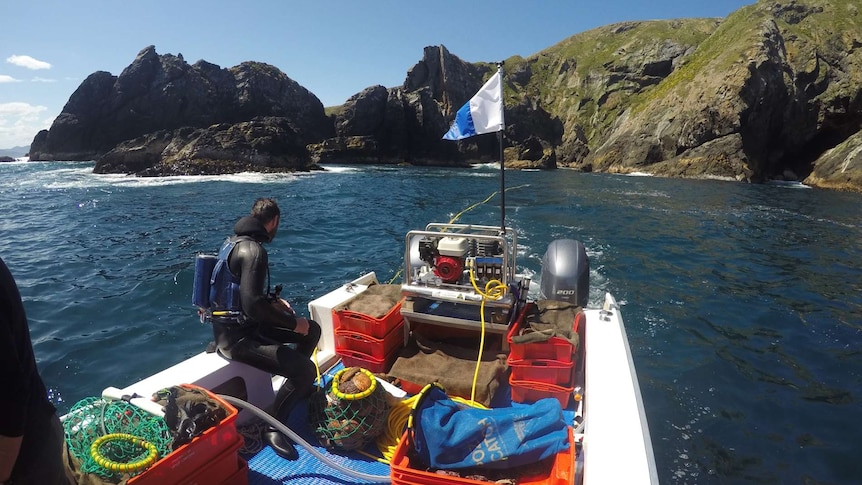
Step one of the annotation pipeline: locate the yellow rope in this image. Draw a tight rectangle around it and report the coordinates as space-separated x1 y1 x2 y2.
368 392 488 464
312 346 322 387
90 433 159 474
367 183 527 458
467 269 507 403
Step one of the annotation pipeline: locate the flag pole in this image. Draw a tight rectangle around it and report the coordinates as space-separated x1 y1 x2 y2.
497 61 505 232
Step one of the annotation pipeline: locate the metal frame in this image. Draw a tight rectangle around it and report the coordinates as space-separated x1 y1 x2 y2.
400 223 519 336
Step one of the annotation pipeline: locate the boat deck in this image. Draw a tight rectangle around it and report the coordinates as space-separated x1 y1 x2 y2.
240 361 578 484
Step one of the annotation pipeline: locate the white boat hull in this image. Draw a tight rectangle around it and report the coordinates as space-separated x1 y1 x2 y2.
85 275 657 484
583 293 659 484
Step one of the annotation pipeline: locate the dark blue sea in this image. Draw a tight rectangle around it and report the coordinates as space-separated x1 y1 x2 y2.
1 161 860 484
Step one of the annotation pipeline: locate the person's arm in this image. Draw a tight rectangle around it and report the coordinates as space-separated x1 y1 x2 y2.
233 242 299 330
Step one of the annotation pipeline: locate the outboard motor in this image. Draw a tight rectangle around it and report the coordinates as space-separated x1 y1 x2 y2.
539 239 589 307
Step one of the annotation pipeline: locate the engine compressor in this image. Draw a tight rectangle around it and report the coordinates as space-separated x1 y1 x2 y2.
415 235 505 287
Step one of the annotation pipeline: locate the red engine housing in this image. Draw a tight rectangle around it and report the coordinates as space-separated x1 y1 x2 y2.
433 256 464 284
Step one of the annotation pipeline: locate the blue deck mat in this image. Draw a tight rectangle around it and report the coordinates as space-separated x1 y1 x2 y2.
243 363 392 484
243 362 577 484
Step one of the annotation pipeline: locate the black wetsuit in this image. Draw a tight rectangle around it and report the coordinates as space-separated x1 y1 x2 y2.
0 257 69 484
211 216 321 418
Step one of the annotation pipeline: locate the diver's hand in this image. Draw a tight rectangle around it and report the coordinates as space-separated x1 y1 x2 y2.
293 317 310 336
276 297 295 315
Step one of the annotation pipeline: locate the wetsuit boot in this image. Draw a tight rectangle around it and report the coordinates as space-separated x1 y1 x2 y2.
262 381 301 460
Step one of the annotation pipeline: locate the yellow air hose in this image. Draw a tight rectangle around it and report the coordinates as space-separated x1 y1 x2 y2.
371 387 487 463
367 184 529 460
366 269 506 463
467 267 507 403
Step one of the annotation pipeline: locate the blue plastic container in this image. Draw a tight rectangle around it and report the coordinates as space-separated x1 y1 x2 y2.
192 253 217 308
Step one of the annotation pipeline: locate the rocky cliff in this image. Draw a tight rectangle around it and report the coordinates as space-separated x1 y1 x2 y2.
30 46 330 173
320 0 862 190
553 0 862 191
28 0 862 191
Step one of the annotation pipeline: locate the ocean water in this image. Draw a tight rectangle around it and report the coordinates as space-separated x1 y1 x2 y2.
1 160 860 484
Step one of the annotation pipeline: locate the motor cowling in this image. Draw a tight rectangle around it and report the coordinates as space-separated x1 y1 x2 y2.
434 255 464 283
539 239 590 307
431 236 470 284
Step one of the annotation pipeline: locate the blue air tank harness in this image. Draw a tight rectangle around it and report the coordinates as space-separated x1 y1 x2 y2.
192 237 282 324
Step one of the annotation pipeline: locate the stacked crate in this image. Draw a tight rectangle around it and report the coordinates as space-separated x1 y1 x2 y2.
506 301 584 408
129 385 246 485
332 284 405 373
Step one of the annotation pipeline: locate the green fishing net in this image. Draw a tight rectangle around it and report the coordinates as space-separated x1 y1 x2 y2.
308 367 391 451
63 397 173 481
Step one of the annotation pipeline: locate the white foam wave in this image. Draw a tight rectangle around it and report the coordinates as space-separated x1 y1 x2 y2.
319 165 362 173
618 190 671 198
43 170 301 190
765 180 811 189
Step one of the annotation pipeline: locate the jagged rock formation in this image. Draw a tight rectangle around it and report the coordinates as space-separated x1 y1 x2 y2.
30 46 330 173
310 45 560 168
94 117 315 176
309 47 480 166
805 130 862 191
27 0 862 191
308 0 862 190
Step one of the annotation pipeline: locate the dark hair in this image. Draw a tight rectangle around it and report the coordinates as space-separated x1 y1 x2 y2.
250 198 280 223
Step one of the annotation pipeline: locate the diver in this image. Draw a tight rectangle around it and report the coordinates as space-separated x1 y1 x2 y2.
209 198 321 460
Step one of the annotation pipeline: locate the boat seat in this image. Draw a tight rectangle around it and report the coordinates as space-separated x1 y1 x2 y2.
113 350 276 425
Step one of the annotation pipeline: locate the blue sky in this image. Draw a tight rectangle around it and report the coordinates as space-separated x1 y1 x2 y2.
0 0 754 149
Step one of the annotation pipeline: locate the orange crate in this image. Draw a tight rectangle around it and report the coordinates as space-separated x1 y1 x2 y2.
333 297 404 338
509 375 574 409
335 320 404 360
508 358 574 386
338 346 399 374
129 384 239 485
507 303 582 363
182 435 243 485
390 427 576 485
220 456 248 485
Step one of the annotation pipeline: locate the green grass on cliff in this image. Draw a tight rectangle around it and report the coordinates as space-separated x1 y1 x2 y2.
503 18 724 143
632 4 762 108
497 0 859 146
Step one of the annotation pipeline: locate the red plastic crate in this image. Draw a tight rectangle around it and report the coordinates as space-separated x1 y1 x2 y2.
509 375 574 409
506 303 583 363
333 296 405 338
390 427 576 485
129 384 239 485
182 434 243 485
508 358 574 386
338 346 399 374
335 320 404 360
220 456 248 485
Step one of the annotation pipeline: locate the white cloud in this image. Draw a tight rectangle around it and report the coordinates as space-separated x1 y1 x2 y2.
0 75 21 83
0 102 52 148
31 77 56 83
6 55 52 70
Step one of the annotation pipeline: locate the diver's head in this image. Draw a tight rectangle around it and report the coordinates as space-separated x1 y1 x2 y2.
251 198 281 242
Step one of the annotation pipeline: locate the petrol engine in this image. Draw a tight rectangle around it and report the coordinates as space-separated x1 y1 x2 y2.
416 235 505 287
